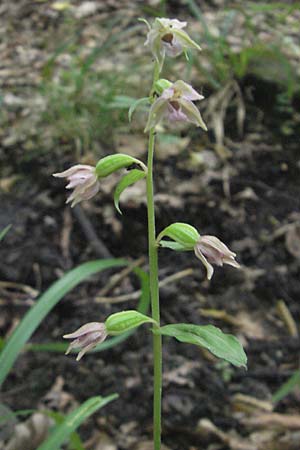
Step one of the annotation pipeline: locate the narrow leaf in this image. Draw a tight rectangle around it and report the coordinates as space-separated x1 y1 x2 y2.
272 371 300 404
95 154 146 178
157 223 200 250
45 411 84 450
0 258 129 387
128 97 149 121
37 395 117 450
159 323 247 368
0 224 11 241
114 169 146 214
105 310 154 335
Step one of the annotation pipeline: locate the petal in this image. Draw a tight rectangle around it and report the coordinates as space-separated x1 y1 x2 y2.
223 257 240 269
145 30 164 68
72 176 98 196
79 182 100 201
76 342 97 361
53 165 94 178
161 87 175 100
199 244 224 266
156 18 187 30
173 80 204 101
76 333 107 361
144 97 169 132
63 322 104 339
66 173 92 189
167 104 188 122
200 236 236 257
172 29 201 51
179 98 207 130
194 246 214 280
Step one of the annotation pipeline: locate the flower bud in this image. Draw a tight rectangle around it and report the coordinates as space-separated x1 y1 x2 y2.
154 79 173 95
194 235 240 280
53 164 100 207
63 322 107 361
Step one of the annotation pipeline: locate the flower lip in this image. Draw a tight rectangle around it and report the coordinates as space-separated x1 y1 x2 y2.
169 100 180 111
161 33 174 43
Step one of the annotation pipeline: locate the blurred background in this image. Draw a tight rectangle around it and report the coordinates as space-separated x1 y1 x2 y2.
0 0 300 449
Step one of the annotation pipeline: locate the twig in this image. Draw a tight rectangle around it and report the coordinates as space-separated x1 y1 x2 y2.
276 299 298 337
94 268 194 304
96 256 145 296
72 205 112 258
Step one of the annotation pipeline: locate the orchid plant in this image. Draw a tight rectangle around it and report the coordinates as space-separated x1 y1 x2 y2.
53 18 246 450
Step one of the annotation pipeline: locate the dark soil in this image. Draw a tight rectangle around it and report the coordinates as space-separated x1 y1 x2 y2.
1 1 300 450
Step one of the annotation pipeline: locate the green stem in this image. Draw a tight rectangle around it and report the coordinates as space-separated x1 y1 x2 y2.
147 129 162 450
147 62 162 450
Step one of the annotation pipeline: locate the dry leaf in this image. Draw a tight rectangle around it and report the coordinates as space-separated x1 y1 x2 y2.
285 223 300 259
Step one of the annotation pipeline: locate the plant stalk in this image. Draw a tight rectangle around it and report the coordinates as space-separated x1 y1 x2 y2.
147 128 162 450
147 61 162 450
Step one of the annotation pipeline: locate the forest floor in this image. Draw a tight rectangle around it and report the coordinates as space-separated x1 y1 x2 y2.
1 1 300 449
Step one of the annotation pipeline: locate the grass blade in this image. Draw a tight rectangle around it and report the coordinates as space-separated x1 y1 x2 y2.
272 371 300 404
37 395 118 450
0 259 128 387
0 225 11 241
24 266 150 354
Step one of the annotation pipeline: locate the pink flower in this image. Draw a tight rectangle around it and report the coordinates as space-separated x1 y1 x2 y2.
194 235 240 280
145 80 207 132
63 322 107 361
145 18 201 69
53 164 100 207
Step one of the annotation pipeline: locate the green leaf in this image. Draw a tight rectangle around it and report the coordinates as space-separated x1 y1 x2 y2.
44 411 84 450
128 97 149 121
114 169 146 214
157 223 200 250
105 310 155 335
159 324 247 368
0 258 129 387
108 95 140 109
37 395 118 450
95 154 146 178
0 224 11 241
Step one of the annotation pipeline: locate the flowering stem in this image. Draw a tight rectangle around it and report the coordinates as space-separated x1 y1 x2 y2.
147 61 162 449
